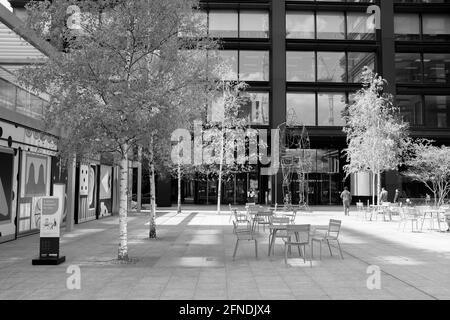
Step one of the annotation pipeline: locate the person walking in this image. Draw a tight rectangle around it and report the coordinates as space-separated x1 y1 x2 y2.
393 189 400 203
379 187 388 204
340 186 352 216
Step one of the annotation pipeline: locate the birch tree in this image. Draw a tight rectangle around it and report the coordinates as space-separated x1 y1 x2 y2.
343 67 410 205
18 0 214 259
404 141 450 206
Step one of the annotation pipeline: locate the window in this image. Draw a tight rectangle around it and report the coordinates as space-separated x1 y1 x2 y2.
425 96 450 128
286 52 315 82
317 93 346 126
394 14 420 41
217 50 238 80
239 51 269 81
286 93 316 126
316 12 345 40
422 14 450 41
239 11 269 38
347 12 375 40
286 12 315 39
395 53 422 83
0 78 16 110
317 52 346 82
423 53 450 84
208 96 225 122
397 95 423 126
348 52 375 83
208 11 238 38
240 92 269 125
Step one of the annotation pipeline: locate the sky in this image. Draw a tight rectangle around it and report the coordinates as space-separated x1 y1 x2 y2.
0 0 12 11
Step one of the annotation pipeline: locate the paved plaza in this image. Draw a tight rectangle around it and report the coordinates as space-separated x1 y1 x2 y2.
1 206 449 300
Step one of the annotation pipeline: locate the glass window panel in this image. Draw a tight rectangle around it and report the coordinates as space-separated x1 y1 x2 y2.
286 51 315 82
208 11 238 38
425 96 450 128
347 12 376 40
240 92 269 125
423 53 450 84
286 12 315 39
348 52 376 83
423 14 450 41
317 52 346 82
395 53 423 83
318 93 346 126
0 78 16 110
217 50 238 80
239 51 269 81
286 93 316 126
316 12 345 40
397 95 423 126
239 11 269 38
394 14 420 40
208 96 224 122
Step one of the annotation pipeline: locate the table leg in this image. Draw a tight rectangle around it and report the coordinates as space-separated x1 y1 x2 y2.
268 229 277 256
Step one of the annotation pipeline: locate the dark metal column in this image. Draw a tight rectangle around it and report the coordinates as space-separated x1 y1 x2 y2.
271 0 286 204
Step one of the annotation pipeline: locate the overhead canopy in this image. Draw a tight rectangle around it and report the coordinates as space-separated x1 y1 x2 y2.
0 3 56 68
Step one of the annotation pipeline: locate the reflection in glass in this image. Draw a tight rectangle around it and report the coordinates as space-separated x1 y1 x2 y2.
240 92 269 125
348 52 375 83
316 12 345 40
423 53 450 84
397 95 423 126
239 51 269 81
317 52 346 82
286 93 316 126
286 12 315 39
239 11 269 38
208 11 238 37
347 12 376 40
422 14 450 41
395 53 422 83
394 14 420 40
286 51 315 82
425 96 450 128
318 93 346 126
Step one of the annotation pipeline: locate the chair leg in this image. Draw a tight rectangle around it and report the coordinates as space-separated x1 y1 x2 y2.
326 239 333 256
310 245 313 268
233 239 239 261
311 240 314 259
302 245 306 264
319 241 322 260
337 240 344 259
254 239 258 259
284 244 288 265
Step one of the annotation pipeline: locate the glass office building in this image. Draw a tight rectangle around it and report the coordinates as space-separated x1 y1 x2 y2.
180 0 450 206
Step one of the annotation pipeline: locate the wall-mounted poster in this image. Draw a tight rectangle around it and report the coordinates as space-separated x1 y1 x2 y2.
79 164 89 196
99 165 112 218
0 152 13 223
24 153 48 197
88 165 97 210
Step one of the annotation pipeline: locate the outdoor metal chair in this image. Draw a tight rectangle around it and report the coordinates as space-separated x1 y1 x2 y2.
283 224 312 267
398 207 420 232
311 219 344 260
232 220 258 261
254 209 273 232
268 216 290 255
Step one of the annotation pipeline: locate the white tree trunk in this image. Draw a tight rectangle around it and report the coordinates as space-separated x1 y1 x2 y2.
118 145 129 261
177 162 182 214
377 170 381 205
149 161 157 239
372 171 376 205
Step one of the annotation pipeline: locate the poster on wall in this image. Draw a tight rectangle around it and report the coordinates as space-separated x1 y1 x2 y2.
99 165 112 217
24 153 48 197
19 152 51 233
0 152 13 223
88 165 97 210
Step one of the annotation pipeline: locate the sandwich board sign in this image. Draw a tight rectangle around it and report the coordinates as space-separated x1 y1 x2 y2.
32 196 66 265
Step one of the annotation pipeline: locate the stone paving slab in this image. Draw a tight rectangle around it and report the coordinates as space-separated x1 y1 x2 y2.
0 207 449 300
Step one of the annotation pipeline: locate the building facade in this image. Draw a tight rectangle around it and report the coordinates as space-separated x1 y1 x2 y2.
168 0 450 206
